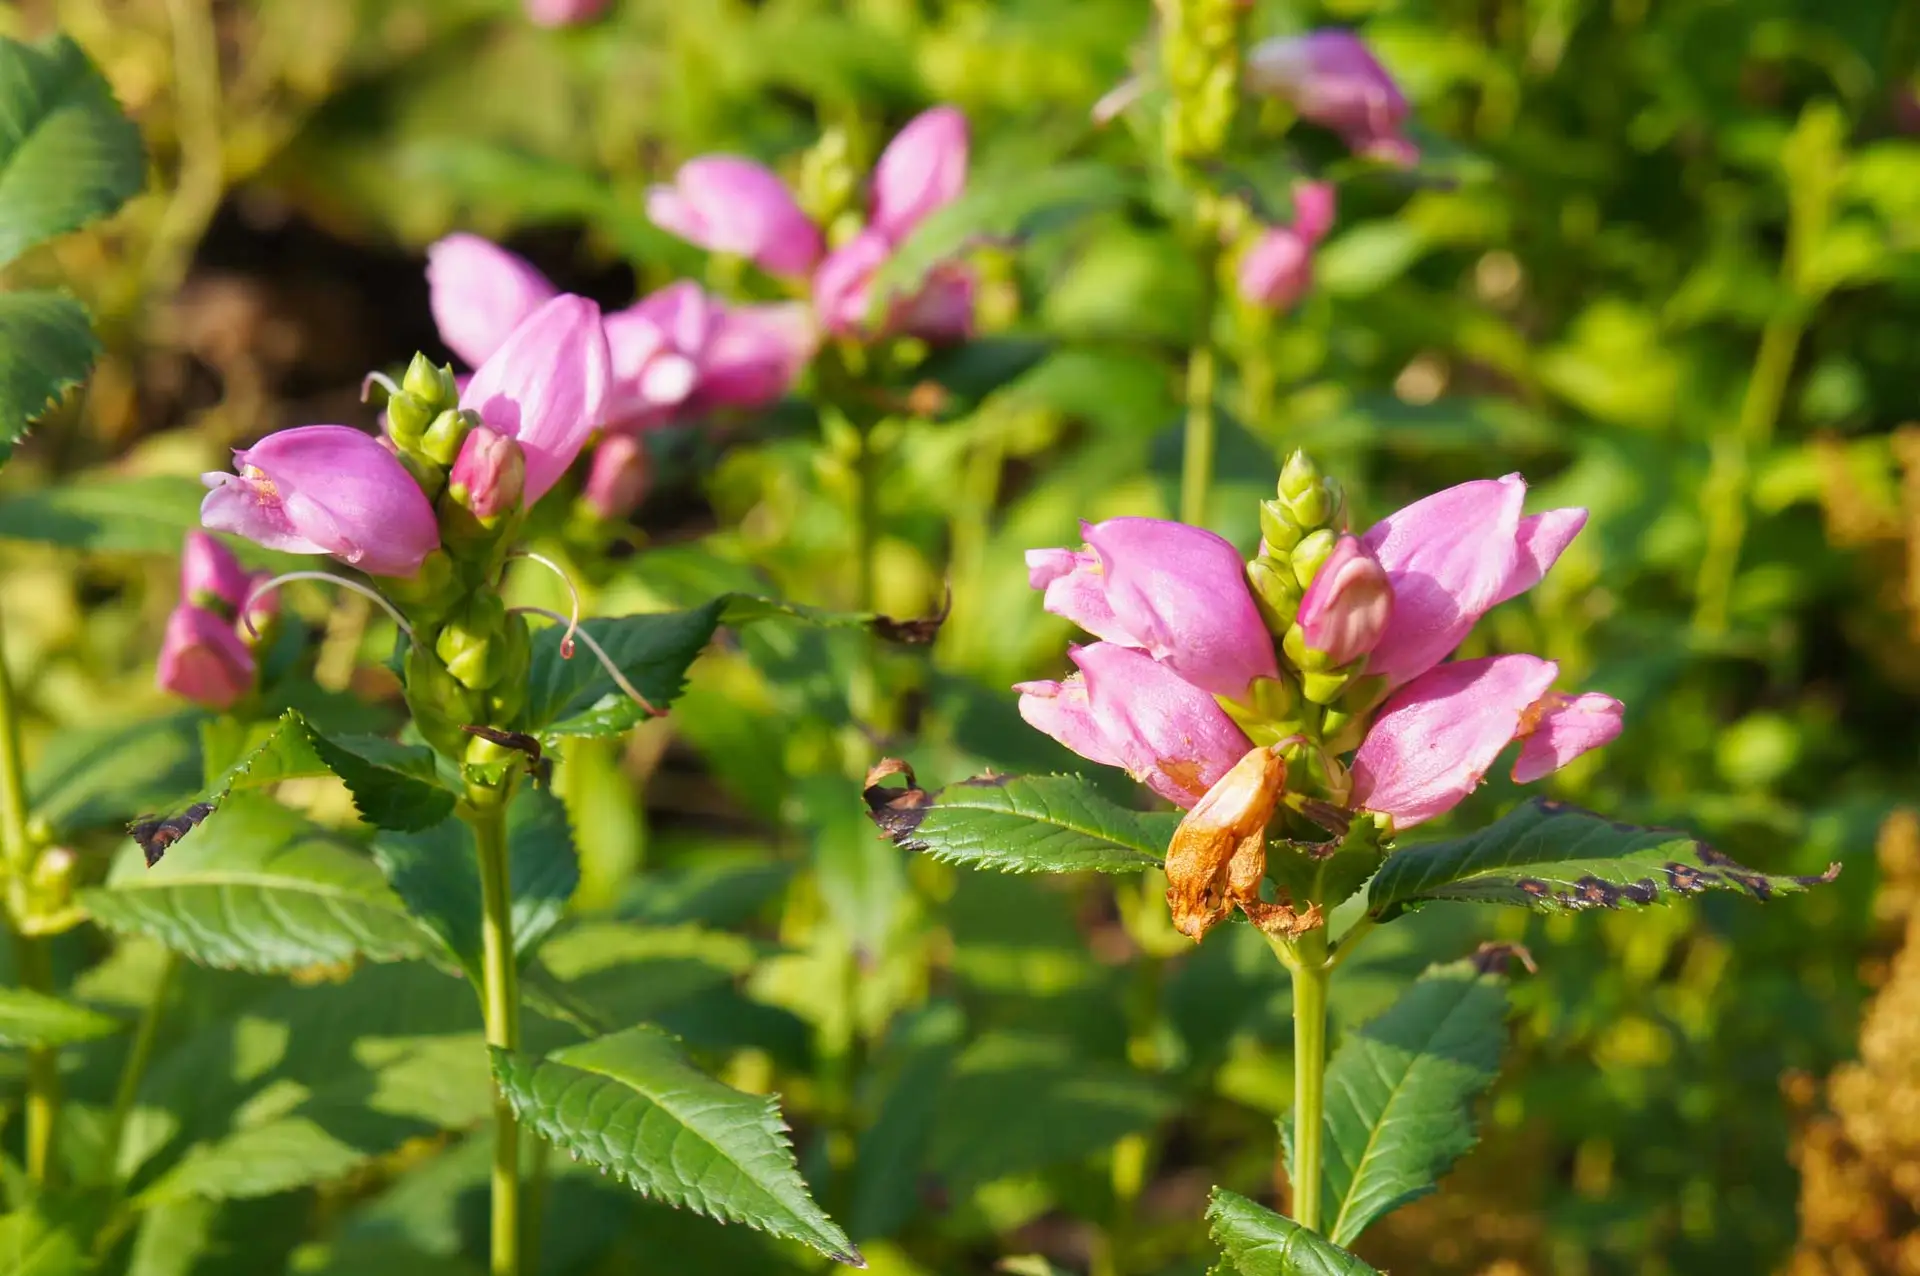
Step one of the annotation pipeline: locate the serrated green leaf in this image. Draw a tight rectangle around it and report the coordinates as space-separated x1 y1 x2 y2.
0 291 98 448
0 33 144 269
491 1026 860 1266
866 771 1173 874
371 787 579 981
0 987 121 1049
1206 1189 1380 1276
1281 960 1510 1246
26 710 203 837
872 162 1135 305
1366 798 1841 922
81 795 430 972
1269 817 1392 914
0 475 208 553
141 1117 367 1205
523 602 725 740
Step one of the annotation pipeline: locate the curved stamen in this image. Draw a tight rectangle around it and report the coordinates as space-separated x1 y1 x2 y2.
508 606 664 718
507 551 582 658
361 371 403 404
242 571 415 642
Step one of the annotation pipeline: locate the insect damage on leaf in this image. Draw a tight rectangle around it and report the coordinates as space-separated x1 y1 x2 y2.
862 757 935 841
127 802 213 867
872 585 951 645
461 725 553 788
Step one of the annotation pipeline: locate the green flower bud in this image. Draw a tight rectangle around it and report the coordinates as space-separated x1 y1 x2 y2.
435 593 510 691
402 353 459 412
1274 451 1345 532
1259 499 1304 554
1300 664 1357 706
1278 450 1323 501
1320 705 1368 754
1247 557 1303 633
405 643 483 759
385 549 457 615
1290 529 1337 590
386 393 434 450
421 409 479 467
1282 622 1325 672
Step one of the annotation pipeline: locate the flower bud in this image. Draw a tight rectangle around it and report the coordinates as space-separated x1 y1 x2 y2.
402 353 460 411
1164 745 1286 942
435 593 510 691
405 642 485 759
583 433 650 522
1259 500 1304 554
1290 535 1393 670
421 409 478 467
1245 29 1418 165
386 392 435 450
156 605 255 710
1247 557 1303 632
1290 528 1338 590
449 426 526 520
181 531 250 616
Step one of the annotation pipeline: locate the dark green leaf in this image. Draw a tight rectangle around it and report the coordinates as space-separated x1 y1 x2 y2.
81 795 431 971
491 1026 861 1266
914 337 1053 415
0 1198 95 1275
1282 960 1510 1246
850 1003 965 1240
1269 816 1391 914
0 987 122 1048
523 602 725 740
0 475 209 553
865 769 1173 874
0 291 97 447
0 34 146 268
372 787 580 980
1206 1189 1381 1276
1366 798 1841 922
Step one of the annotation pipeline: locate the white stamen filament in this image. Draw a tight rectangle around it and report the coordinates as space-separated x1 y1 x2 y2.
361 371 402 403
242 571 415 641
507 551 582 658
508 606 663 718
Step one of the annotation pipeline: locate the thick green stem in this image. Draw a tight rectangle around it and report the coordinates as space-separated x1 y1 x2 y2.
1693 313 1805 637
1287 928 1330 1232
0 611 56 1185
106 950 178 1181
1179 268 1220 527
470 796 522 1276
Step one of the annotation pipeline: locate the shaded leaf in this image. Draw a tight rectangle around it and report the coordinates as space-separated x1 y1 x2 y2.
82 796 430 971
0 987 121 1049
1281 960 1510 1246
523 602 726 740
0 1199 95 1275
1366 798 1841 922
0 475 209 554
1206 1189 1380 1276
864 762 1173 874
0 291 97 448
26 710 203 837
0 34 145 268
491 1026 862 1266
850 1002 965 1239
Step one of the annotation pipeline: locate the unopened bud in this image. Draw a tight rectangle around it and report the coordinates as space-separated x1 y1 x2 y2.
583 434 650 522
435 593 510 691
1279 450 1323 501
402 353 460 411
1247 557 1303 632
1259 499 1303 554
1289 534 1392 670
1274 450 1345 532
449 427 526 520
422 409 480 467
404 642 484 759
386 393 435 449
1164 746 1286 942
1289 529 1337 590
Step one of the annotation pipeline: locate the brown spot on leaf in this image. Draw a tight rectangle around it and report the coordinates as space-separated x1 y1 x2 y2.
128 802 215 867
1621 878 1659 904
863 758 936 845
1294 798 1352 838
1517 878 1551 898
1696 845 1739 868
1574 876 1623 907
873 585 951 645
1242 897 1325 938
1727 871 1775 900
1664 862 1715 893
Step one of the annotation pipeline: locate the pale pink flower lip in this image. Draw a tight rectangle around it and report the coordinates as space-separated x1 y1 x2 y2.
645 156 824 277
1513 691 1624 784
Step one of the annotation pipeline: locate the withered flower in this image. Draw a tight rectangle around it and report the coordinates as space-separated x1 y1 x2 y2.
1164 746 1287 941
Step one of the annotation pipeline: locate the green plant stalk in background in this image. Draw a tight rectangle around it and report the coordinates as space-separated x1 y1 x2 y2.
1180 256 1221 527
0 607 57 1183
469 787 523 1276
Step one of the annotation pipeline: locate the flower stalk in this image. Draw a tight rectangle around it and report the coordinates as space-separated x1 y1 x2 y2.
468 787 523 1276
1283 926 1330 1233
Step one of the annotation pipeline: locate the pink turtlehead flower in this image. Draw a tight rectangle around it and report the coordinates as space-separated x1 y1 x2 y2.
583 433 650 521
1027 516 1277 700
460 293 612 503
869 106 970 245
1295 533 1391 667
1246 29 1418 164
1237 182 1337 310
201 426 440 577
1017 643 1253 809
1360 475 1587 690
180 531 252 613
156 601 255 710
525 0 609 26
646 157 823 278
693 302 817 410
812 230 894 338
426 235 558 369
604 282 719 431
1513 691 1624 784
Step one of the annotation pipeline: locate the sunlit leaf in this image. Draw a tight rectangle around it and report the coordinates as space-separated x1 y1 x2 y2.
1206 1189 1380 1276
492 1026 862 1266
865 765 1173 875
0 291 97 448
0 987 122 1049
1366 798 1841 922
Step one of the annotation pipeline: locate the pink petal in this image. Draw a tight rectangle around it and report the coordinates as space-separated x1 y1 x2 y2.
692 302 817 410
1027 547 1124 643
426 234 557 369
1291 181 1338 243
1512 691 1623 784
811 230 892 337
1495 507 1589 606
461 294 613 503
1015 674 1127 771
1073 642 1253 808
1351 654 1560 829
648 157 823 277
1237 227 1313 310
870 105 969 244
156 605 255 709
180 531 251 610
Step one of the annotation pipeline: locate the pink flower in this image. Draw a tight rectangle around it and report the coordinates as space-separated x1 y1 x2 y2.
201 426 440 577
1237 182 1337 310
869 106 969 244
1245 29 1418 164
524 0 609 26
459 293 613 503
180 531 251 613
812 230 893 338
583 433 650 521
155 604 255 710
646 157 823 277
1017 643 1253 809
426 235 557 369
604 282 718 431
449 426 527 519
1294 533 1391 668
693 302 817 410
1351 655 1622 829
1027 517 1278 699
1360 475 1587 690
891 262 977 343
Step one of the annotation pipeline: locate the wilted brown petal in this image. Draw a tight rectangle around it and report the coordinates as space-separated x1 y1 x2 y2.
1163 746 1286 941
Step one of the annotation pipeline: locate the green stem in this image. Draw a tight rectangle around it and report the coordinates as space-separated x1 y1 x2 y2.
1287 928 1330 1233
470 795 521 1276
105 950 178 1182
146 0 225 301
1693 312 1806 637
0 610 56 1185
1179 265 1220 527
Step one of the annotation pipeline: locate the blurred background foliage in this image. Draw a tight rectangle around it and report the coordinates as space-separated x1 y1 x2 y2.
2 0 1919 1272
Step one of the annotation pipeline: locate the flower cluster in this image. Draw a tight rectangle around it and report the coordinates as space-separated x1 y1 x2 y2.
1017 455 1623 940
1236 182 1335 311
155 533 276 710
647 105 976 342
